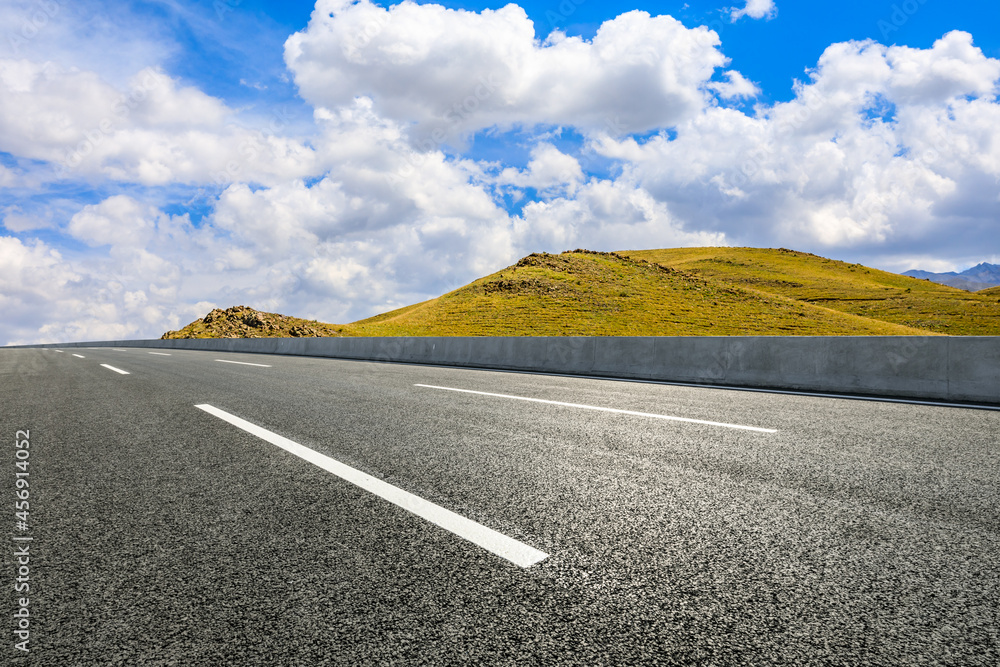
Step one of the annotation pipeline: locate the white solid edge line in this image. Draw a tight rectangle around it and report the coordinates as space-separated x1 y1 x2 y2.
148 352 172 356
100 364 130 375
112 348 127 351
215 359 272 367
195 404 549 568
415 384 778 433
71 353 85 358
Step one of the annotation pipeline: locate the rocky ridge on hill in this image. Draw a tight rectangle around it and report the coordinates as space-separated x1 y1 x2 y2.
161 305 343 339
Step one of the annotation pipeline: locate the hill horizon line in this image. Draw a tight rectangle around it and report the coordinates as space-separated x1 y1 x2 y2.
161 246 1000 340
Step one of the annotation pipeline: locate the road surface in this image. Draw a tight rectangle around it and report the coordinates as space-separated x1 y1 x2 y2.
2 347 998 665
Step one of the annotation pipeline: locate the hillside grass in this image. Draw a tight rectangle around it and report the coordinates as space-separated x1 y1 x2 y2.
977 285 1000 298
339 250 930 337
620 247 1000 336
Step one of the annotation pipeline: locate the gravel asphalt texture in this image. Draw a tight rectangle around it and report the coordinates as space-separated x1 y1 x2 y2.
2 347 998 665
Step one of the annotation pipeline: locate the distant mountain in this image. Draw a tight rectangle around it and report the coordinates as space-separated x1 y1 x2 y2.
903 263 1000 291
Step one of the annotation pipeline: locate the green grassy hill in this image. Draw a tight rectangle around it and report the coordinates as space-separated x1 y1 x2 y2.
620 247 1000 336
340 250 929 336
163 247 1000 339
978 285 1000 298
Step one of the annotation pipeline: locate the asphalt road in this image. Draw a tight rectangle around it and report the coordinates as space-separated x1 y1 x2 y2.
2 346 998 665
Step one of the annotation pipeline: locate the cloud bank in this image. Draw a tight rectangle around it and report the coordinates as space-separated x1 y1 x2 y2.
285 1 731 140
1 1 998 344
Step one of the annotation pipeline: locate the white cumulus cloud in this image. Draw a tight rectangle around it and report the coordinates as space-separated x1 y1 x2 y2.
0 60 318 187
497 144 584 196
592 31 1000 258
707 70 760 99
285 0 736 141
731 0 777 22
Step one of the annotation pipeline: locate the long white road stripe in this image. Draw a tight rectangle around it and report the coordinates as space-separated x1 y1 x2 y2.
415 384 778 433
112 348 127 351
101 364 130 375
195 404 549 568
71 353 85 358
215 359 272 367
148 352 172 356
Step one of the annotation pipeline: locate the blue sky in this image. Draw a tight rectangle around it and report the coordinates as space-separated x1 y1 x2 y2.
1 0 998 344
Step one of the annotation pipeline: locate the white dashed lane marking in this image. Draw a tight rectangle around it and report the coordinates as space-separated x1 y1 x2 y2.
195 404 549 568
215 359 272 367
415 384 778 433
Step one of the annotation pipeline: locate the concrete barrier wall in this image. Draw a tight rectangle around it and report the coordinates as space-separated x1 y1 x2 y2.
20 335 1000 405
